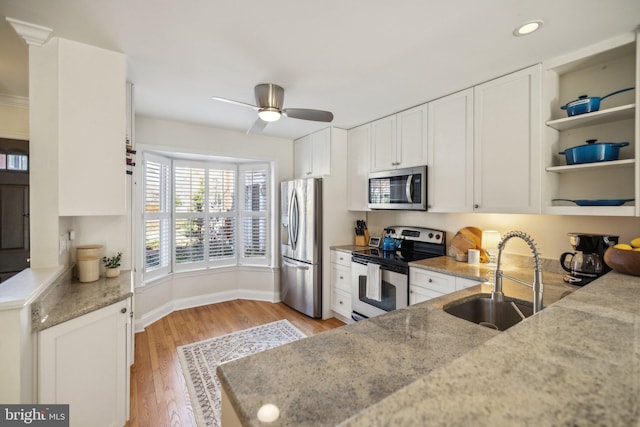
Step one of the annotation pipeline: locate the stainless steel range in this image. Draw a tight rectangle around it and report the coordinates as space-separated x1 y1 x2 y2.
351 226 446 321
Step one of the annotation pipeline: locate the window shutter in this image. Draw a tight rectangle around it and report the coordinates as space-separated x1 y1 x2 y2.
174 164 206 268
208 168 237 262
143 154 171 278
239 164 269 264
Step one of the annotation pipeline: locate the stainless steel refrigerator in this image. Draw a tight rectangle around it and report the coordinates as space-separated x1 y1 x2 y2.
280 178 322 318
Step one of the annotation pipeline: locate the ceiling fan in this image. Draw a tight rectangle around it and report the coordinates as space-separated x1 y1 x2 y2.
212 83 334 134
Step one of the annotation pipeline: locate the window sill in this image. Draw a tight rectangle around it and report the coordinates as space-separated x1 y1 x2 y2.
137 264 276 291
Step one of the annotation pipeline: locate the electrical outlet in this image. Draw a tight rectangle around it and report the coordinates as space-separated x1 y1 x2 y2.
59 234 68 254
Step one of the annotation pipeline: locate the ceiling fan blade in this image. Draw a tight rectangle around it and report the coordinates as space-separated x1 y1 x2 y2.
247 118 268 134
211 96 259 110
282 108 334 122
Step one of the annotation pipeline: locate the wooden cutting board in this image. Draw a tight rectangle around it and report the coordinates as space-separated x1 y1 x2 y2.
448 226 490 262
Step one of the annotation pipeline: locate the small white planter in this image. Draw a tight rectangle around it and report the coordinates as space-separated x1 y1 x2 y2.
105 267 120 278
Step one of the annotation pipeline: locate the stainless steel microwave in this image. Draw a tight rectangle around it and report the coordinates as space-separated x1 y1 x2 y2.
368 166 427 210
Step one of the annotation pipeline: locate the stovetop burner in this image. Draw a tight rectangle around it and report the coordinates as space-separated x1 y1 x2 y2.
351 226 447 272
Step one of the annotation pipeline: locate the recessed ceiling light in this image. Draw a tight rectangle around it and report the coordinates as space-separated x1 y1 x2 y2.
513 20 543 37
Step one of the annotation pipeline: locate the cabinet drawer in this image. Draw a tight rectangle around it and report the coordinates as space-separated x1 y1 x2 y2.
456 277 480 290
331 288 351 317
409 268 456 294
409 285 444 305
331 263 351 293
330 250 351 267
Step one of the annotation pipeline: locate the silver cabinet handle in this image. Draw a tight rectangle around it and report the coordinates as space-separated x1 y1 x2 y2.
428 278 433 283
474 204 479 209
121 307 127 314
339 276 344 280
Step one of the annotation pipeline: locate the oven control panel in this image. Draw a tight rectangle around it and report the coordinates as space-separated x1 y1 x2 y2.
384 226 445 245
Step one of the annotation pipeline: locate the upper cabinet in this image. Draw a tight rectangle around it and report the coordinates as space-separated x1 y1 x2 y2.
347 124 370 211
427 89 474 212
294 127 331 179
370 104 428 172
542 32 638 217
473 65 542 214
56 39 127 216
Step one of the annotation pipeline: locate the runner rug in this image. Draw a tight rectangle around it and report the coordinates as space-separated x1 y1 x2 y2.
177 319 306 426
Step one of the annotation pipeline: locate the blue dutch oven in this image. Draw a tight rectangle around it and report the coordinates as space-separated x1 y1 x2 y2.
559 139 629 165
560 87 634 116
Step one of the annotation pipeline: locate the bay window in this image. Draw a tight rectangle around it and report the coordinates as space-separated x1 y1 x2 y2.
143 153 270 281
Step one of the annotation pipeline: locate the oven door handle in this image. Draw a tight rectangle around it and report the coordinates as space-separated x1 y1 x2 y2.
405 174 413 203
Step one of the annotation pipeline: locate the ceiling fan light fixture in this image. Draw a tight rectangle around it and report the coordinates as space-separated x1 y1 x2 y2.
258 108 281 122
513 20 543 36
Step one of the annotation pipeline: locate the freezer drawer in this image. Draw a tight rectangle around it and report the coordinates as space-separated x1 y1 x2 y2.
280 257 321 318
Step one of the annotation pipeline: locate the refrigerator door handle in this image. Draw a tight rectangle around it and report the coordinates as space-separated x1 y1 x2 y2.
282 258 310 270
290 191 299 250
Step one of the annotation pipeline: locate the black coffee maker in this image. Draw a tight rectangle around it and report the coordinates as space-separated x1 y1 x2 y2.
560 233 619 285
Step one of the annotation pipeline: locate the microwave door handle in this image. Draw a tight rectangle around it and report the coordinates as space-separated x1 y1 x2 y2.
405 175 413 203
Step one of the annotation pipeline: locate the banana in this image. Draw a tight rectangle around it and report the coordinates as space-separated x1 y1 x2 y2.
614 243 633 250
630 237 640 248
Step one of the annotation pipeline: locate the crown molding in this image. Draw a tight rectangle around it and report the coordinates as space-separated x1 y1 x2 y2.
0 94 29 108
6 17 53 47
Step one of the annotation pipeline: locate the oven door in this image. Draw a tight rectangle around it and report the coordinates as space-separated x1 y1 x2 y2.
351 260 408 319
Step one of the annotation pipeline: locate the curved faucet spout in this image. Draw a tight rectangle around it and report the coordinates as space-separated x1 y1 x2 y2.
492 231 544 314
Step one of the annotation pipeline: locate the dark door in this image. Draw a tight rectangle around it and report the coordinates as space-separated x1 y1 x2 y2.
0 138 29 282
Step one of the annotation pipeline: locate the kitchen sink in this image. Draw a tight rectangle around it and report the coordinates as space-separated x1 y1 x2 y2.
443 293 534 331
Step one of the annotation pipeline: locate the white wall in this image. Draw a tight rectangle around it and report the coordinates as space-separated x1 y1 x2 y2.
363 210 640 260
0 96 29 140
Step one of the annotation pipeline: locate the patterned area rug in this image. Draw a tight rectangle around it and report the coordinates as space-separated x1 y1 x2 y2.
177 320 306 427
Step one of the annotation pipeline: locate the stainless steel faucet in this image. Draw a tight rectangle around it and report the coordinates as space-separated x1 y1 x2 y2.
492 231 544 314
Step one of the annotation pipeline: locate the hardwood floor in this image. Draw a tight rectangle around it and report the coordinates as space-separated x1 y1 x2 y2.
126 300 345 427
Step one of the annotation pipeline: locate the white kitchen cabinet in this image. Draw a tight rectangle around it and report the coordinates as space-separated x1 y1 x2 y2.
542 32 638 217
473 65 542 214
370 105 428 172
56 38 127 216
38 298 131 427
294 127 331 178
409 267 479 305
370 115 397 172
427 89 474 212
347 124 370 211
330 250 352 319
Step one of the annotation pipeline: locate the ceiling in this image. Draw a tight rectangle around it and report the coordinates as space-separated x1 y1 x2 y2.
1 1 639 140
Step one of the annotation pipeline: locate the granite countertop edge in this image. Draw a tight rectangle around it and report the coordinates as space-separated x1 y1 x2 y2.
32 268 133 331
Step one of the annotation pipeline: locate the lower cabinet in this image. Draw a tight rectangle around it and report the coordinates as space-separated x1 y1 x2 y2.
409 268 478 305
38 298 132 427
330 250 352 318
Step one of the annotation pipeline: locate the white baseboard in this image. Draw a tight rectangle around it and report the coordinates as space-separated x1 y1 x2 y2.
134 289 278 333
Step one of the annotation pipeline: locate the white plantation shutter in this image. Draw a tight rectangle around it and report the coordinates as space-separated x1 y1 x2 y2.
239 164 269 265
173 162 207 270
143 153 171 279
208 167 236 262
142 156 270 280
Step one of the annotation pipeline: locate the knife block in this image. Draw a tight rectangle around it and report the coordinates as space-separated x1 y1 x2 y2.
355 230 370 247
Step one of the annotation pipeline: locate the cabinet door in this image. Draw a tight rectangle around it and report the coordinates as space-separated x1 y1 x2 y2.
39 299 130 427
294 136 312 179
428 89 474 212
310 127 331 176
473 65 541 214
396 104 428 168
370 115 397 172
347 125 371 211
57 39 126 216
409 285 443 305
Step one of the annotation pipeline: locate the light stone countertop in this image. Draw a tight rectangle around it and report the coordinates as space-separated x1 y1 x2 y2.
218 256 639 426
32 265 133 331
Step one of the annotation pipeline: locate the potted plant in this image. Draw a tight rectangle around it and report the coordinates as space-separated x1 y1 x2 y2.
102 252 122 278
